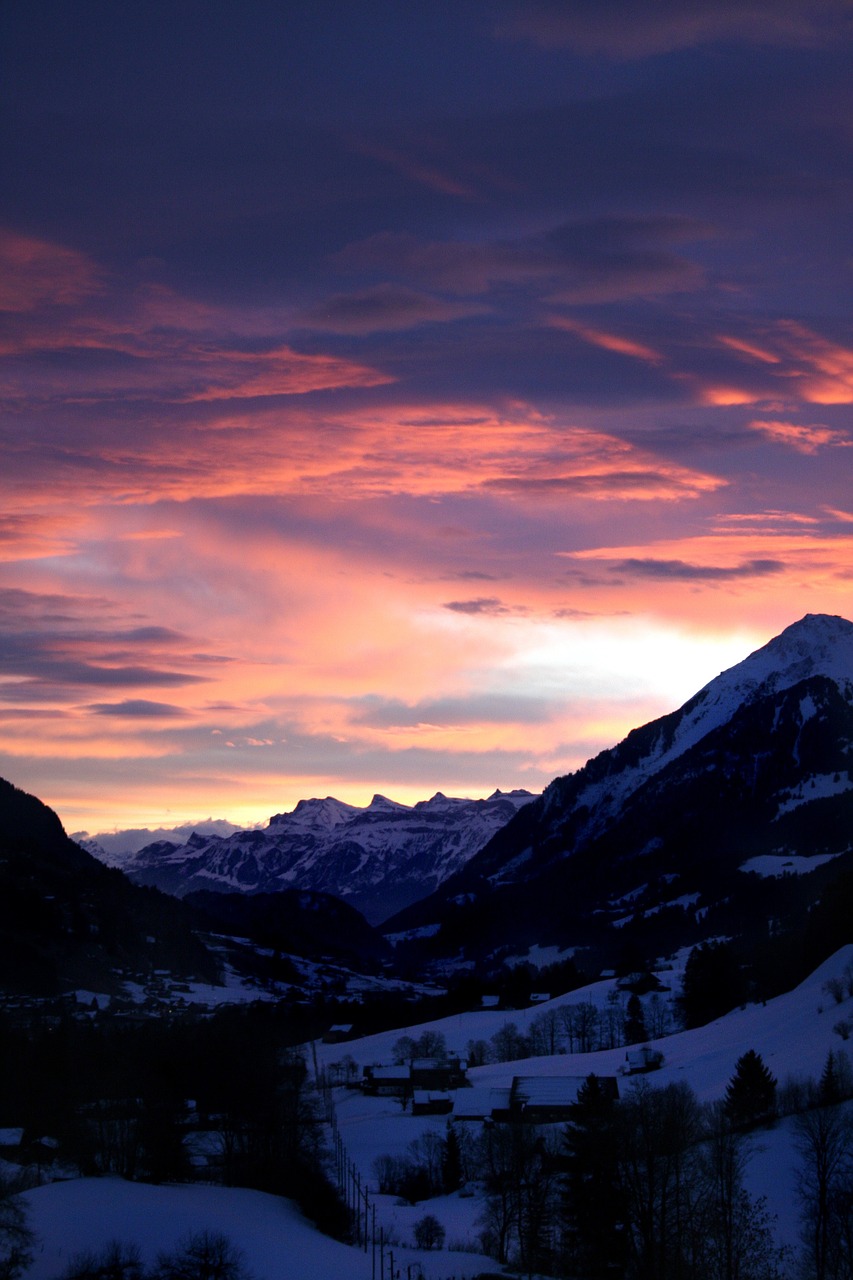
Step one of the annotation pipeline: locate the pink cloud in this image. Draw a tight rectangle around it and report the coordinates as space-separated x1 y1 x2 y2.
548 315 663 363
748 419 852 453
0 229 102 312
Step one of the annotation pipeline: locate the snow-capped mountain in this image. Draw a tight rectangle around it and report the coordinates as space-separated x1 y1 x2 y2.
75 819 247 867
387 614 853 962
119 789 535 924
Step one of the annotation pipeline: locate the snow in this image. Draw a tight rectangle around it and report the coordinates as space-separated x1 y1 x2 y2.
23 1178 491 1280
16 947 853 1270
315 945 853 1259
741 852 845 878
23 1181 373 1280
775 770 852 815
552 613 853 847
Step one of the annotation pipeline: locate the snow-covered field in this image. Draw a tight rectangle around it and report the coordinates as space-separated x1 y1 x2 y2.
23 1179 491 1280
21 945 853 1277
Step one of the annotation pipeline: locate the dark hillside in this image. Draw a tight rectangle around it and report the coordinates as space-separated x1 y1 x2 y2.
0 777 217 995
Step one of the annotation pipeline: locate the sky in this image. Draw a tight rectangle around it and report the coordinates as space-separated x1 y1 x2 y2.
2 1 853 835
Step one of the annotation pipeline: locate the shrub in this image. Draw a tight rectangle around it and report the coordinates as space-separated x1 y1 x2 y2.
413 1214 446 1251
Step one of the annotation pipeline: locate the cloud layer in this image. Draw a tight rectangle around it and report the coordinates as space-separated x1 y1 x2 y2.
2 2 852 830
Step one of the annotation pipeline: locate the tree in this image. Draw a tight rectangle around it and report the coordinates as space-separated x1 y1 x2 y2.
561 1074 627 1279
414 1030 447 1060
391 1035 417 1064
0 1174 34 1280
59 1239 145 1280
442 1124 463 1193
617 1079 706 1280
700 1102 786 1280
624 993 647 1046
152 1230 252 1280
724 1050 777 1129
413 1214 445 1251
489 1022 530 1064
682 940 745 1028
529 1009 561 1056
795 1103 853 1280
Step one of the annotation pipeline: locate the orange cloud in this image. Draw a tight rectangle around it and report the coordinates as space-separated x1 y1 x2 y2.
717 335 781 365
748 419 852 453
549 314 662 363
181 345 393 401
700 321 853 408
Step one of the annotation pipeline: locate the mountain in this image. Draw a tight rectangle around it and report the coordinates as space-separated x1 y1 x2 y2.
74 819 247 866
184 888 394 970
385 614 853 980
117 789 536 924
0 776 218 995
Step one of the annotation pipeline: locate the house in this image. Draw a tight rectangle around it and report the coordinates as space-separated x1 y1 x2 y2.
528 992 551 1005
412 1090 453 1116
624 1045 664 1074
410 1056 469 1091
322 1023 355 1044
362 1064 412 1097
452 1075 619 1124
452 1085 513 1122
510 1075 618 1123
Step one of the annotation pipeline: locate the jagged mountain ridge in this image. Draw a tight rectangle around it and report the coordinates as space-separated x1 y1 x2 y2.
118 789 536 924
385 614 853 966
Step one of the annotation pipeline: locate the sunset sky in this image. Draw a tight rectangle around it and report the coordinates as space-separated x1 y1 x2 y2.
2 1 853 835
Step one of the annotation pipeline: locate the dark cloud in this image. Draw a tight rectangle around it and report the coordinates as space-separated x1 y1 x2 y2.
87 699 187 717
0 621 213 697
350 692 557 728
482 471 707 499
498 0 852 59
298 285 484 334
336 216 710 304
442 597 515 616
614 558 786 580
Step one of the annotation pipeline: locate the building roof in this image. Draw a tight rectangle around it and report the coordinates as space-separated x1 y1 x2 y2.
452 1086 512 1119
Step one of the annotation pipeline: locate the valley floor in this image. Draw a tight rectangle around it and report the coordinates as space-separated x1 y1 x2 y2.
20 944 853 1277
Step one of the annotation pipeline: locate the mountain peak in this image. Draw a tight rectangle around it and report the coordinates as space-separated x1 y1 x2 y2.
367 794 409 812
700 612 853 710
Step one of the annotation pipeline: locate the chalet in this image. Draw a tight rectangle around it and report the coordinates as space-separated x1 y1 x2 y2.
412 1090 453 1116
410 1056 468 1090
510 1075 618 1123
452 1085 513 1122
362 1064 411 1097
452 1075 619 1124
363 1056 469 1097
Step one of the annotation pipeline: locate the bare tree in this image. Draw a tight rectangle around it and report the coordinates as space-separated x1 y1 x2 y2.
153 1230 252 1280
795 1103 853 1280
0 1173 35 1280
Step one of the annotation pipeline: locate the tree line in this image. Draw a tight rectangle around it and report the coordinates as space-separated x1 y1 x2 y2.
363 1048 853 1280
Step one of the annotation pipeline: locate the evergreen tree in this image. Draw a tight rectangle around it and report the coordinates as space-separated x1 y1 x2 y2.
442 1125 463 1193
624 993 647 1046
561 1075 626 1279
819 1050 842 1106
724 1050 777 1129
682 941 746 1028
